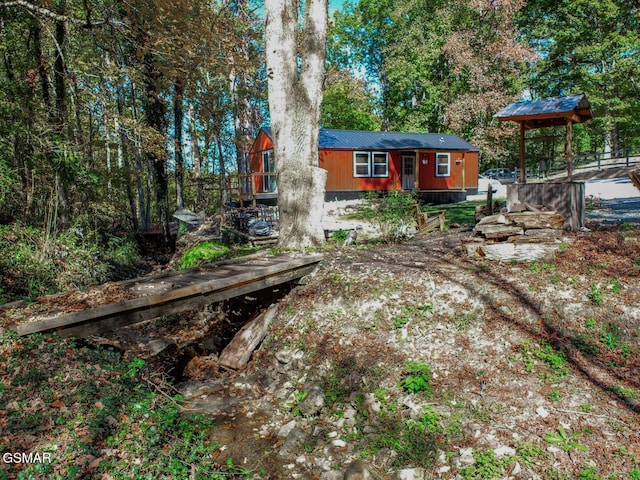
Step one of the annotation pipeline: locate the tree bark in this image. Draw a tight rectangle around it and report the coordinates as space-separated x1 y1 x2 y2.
116 72 139 232
138 30 170 244
174 75 185 210
52 0 69 227
265 0 328 249
189 103 205 211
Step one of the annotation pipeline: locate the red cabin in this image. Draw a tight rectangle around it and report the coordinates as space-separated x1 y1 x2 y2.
246 127 479 204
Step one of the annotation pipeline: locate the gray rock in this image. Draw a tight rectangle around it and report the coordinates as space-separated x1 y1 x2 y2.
343 459 373 480
147 337 176 356
362 392 381 415
275 348 304 364
453 448 476 468
277 420 297 438
391 468 426 480
320 472 343 480
279 427 309 457
298 384 325 417
199 333 224 353
323 438 347 456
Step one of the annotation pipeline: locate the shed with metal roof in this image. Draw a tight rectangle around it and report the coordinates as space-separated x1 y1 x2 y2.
246 127 480 204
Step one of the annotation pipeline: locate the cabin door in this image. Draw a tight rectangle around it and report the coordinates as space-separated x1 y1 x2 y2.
401 155 416 190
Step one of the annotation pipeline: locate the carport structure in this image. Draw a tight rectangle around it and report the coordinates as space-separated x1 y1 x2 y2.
495 93 593 183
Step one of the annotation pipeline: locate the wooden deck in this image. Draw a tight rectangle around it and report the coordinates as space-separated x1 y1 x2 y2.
3 254 322 339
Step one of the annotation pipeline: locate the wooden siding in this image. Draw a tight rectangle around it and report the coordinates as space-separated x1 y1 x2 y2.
319 150 402 191
249 129 273 193
248 130 479 194
416 151 479 191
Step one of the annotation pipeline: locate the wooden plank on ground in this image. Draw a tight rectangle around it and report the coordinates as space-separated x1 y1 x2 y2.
219 304 279 369
10 254 322 338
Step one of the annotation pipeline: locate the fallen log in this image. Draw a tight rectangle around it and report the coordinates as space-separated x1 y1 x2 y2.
219 304 279 370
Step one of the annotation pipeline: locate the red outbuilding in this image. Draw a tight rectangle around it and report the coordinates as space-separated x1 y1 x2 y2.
246 127 479 204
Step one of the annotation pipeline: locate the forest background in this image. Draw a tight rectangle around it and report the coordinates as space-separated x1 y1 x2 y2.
0 0 639 300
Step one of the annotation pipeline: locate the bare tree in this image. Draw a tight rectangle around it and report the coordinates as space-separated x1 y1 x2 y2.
265 0 328 249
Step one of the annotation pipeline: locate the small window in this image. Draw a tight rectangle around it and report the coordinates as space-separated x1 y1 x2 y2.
262 150 276 192
372 152 389 177
353 152 371 177
435 152 450 177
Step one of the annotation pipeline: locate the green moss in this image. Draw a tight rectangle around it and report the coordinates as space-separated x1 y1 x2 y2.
180 242 230 269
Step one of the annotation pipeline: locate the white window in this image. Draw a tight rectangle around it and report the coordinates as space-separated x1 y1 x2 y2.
353 152 370 177
372 152 389 177
353 151 389 178
435 152 450 177
262 150 276 192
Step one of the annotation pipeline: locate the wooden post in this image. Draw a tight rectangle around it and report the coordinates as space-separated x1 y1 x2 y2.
519 122 526 184
566 119 573 181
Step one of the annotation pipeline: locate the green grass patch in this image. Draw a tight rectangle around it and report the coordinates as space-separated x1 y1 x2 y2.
520 340 569 380
180 241 231 269
362 404 441 468
424 200 484 226
460 448 514 479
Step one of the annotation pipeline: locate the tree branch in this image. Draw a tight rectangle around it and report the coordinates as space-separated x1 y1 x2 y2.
1 0 126 28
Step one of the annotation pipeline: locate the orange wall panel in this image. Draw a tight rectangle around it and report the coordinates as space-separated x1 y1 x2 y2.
249 130 478 194
416 151 479 191
319 150 402 191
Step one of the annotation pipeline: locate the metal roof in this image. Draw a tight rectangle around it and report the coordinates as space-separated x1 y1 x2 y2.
261 127 478 152
495 93 593 127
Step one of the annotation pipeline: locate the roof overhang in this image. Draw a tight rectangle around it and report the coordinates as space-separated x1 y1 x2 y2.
495 93 593 129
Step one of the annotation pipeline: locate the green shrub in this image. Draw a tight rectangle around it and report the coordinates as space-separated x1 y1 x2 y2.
360 191 417 242
331 229 349 242
0 225 143 302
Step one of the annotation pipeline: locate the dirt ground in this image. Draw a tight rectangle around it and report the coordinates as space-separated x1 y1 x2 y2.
166 220 640 479
2 195 639 479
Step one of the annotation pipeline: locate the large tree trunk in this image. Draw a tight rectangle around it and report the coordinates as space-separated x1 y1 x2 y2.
137 30 170 244
265 0 328 249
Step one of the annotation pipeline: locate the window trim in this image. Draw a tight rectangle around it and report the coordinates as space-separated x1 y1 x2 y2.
435 152 451 177
262 149 276 192
353 151 371 177
353 151 389 178
371 151 389 178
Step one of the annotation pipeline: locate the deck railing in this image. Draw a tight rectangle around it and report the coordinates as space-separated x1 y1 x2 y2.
227 172 278 204
546 149 640 177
